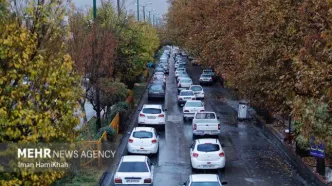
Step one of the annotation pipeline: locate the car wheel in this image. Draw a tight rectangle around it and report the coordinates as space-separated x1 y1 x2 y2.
191 167 197 172
192 135 196 140
183 116 186 121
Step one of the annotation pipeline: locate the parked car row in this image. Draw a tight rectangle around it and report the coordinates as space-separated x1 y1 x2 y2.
114 47 227 185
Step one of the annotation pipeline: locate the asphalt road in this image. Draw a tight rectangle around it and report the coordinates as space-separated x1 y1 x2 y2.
107 51 308 186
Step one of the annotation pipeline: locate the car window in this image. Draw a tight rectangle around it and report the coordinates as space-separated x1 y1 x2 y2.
190 182 221 186
191 86 202 91
143 108 162 114
197 144 220 152
150 85 163 91
185 102 203 107
118 162 149 172
181 91 194 96
181 79 192 83
156 68 164 71
201 74 211 78
195 113 216 119
133 131 153 138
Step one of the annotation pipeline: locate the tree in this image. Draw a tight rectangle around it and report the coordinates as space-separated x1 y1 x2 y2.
0 0 81 185
165 0 332 153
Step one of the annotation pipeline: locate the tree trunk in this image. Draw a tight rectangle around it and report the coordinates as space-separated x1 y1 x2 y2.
95 86 101 133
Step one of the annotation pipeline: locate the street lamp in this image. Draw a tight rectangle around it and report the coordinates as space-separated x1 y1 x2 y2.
147 9 156 24
140 2 152 22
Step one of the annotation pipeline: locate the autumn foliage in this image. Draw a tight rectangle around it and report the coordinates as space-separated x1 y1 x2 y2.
166 0 332 153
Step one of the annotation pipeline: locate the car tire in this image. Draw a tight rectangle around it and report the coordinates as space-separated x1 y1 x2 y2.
191 167 197 173
192 135 196 140
183 116 186 121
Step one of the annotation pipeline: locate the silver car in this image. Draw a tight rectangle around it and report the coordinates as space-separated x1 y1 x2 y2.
178 78 193 93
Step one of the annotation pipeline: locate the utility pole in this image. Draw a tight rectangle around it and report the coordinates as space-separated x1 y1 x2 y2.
93 0 101 133
136 0 139 21
117 0 121 17
153 14 155 26
143 6 145 21
93 0 97 19
148 11 151 24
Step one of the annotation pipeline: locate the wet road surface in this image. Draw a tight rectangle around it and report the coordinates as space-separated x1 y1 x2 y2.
108 52 308 186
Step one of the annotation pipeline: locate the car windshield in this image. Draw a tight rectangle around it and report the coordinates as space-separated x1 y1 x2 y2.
191 86 202 91
197 144 220 152
177 68 185 71
118 162 149 172
133 131 153 138
181 91 194 96
190 182 221 186
156 68 164 71
150 85 163 91
181 79 192 83
179 71 187 74
185 102 203 107
195 113 216 119
142 108 162 114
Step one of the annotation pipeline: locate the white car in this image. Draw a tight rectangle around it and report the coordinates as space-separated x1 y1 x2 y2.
127 127 159 155
177 74 190 83
175 68 186 77
189 85 204 99
114 155 154 185
183 100 205 120
178 90 196 106
190 138 225 171
138 105 166 128
178 78 193 92
182 174 226 186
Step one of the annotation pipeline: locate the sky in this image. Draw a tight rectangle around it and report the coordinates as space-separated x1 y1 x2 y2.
72 0 169 20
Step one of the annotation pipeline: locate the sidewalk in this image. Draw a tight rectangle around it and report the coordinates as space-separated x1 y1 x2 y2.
219 83 331 186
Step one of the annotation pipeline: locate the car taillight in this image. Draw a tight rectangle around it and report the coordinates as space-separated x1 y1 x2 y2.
193 153 199 157
140 114 145 117
158 114 164 117
178 97 183 100
193 124 197 130
114 178 122 183
218 124 220 130
144 178 152 183
184 110 189 112
152 139 157 143
200 110 204 112
179 83 181 87
192 97 196 100
128 139 133 143
219 152 225 157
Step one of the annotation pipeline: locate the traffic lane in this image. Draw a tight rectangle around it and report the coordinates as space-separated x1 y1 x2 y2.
187 61 306 185
153 53 191 186
106 78 165 186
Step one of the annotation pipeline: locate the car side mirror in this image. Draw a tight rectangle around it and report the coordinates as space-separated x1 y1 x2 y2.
138 109 141 111
164 109 168 111
179 182 186 186
217 116 220 119
221 181 228 185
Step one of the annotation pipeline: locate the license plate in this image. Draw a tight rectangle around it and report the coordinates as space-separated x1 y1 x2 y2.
202 165 214 168
203 79 209 81
184 97 190 99
147 116 156 119
126 179 140 183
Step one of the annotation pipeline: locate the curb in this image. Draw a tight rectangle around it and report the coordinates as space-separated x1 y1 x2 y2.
254 115 328 186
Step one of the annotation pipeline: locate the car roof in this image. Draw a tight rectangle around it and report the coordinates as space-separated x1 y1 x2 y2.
133 127 154 132
142 104 162 109
185 100 202 104
195 138 220 145
191 174 219 182
122 155 147 162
